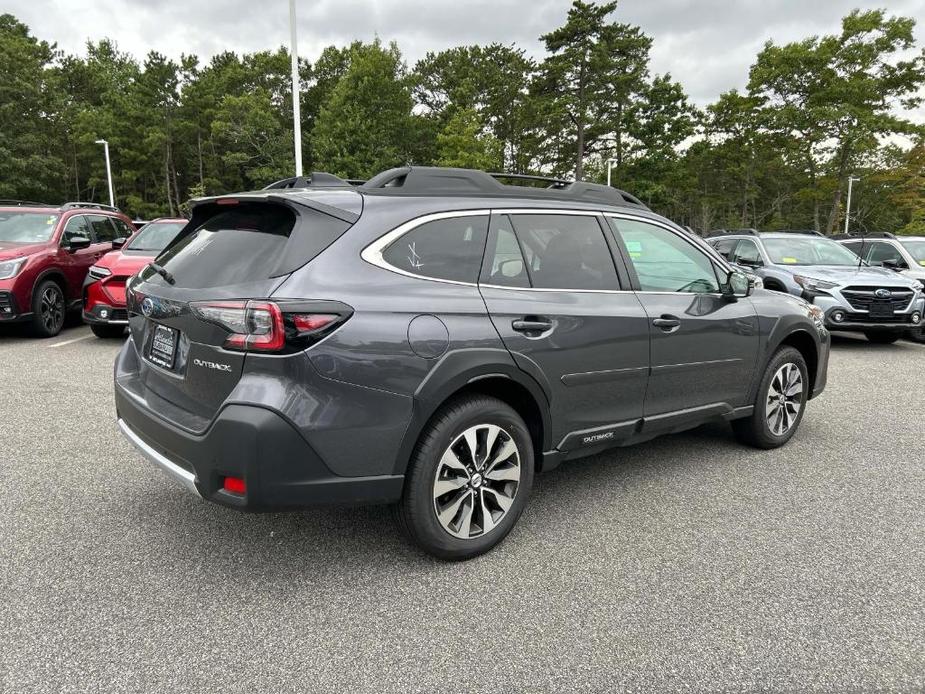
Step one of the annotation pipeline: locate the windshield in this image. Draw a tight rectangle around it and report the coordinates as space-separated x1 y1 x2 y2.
124 221 186 252
0 212 59 244
898 239 925 266
763 237 861 266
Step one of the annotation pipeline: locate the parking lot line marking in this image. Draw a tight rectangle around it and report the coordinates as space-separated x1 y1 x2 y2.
48 334 95 348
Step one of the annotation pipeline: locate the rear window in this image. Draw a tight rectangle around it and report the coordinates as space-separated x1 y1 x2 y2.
152 203 351 288
125 221 186 252
382 215 489 283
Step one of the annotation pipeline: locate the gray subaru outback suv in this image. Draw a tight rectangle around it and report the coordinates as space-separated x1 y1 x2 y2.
115 167 830 560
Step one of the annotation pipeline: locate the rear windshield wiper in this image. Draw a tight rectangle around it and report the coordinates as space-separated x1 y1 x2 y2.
148 262 175 285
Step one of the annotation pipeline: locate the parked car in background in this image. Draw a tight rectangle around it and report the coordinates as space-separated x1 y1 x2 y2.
835 233 925 343
83 217 187 338
116 167 830 560
0 201 135 337
708 230 924 344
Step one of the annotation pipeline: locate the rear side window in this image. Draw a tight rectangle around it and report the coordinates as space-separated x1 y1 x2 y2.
156 205 299 289
509 214 618 290
483 216 530 288
382 215 489 283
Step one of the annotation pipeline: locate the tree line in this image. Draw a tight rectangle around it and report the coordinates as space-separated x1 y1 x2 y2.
1 2 923 234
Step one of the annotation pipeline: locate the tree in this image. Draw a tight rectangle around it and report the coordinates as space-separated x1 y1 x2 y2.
533 0 651 179
749 9 925 234
435 108 502 169
311 41 415 179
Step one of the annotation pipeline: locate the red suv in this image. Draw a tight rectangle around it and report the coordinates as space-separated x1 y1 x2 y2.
83 218 187 338
0 202 136 337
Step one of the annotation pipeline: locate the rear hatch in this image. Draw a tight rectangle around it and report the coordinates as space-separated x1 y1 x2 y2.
124 197 356 430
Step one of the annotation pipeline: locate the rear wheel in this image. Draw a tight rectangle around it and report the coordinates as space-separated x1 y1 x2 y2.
864 331 900 345
397 395 534 560
733 346 808 449
90 323 126 339
30 280 65 338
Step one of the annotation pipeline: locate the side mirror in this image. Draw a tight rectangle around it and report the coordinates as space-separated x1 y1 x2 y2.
723 270 752 300
498 258 525 278
66 235 91 252
881 259 905 271
112 237 127 250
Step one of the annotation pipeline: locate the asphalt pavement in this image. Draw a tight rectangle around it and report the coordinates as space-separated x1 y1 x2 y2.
2 321 924 692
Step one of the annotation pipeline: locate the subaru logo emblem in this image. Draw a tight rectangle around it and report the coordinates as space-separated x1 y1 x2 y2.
141 297 155 317
875 288 892 299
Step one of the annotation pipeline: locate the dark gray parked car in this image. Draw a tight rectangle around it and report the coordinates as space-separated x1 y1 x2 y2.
115 168 830 560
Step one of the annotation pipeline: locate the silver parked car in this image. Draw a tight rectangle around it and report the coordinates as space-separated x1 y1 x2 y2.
708 230 924 344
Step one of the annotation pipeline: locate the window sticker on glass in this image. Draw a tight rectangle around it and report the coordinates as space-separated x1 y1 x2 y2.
781 257 799 264
625 240 643 258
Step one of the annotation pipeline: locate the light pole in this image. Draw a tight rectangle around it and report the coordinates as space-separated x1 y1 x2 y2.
289 0 303 177
95 139 115 208
844 175 860 234
606 158 616 187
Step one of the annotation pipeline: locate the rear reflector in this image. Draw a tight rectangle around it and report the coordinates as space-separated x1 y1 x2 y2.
223 476 246 494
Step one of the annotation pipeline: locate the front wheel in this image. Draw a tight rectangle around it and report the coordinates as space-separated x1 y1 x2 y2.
864 331 900 345
397 395 534 560
30 280 66 338
733 346 809 449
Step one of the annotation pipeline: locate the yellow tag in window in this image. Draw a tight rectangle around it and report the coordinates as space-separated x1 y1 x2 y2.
781 257 799 264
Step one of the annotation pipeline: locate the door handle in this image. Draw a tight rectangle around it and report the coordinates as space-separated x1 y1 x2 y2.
652 315 681 331
512 318 553 333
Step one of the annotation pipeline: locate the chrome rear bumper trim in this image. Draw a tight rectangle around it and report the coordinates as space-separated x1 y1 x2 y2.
118 418 201 497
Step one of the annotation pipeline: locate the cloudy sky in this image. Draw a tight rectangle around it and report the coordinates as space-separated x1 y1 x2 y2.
8 0 925 110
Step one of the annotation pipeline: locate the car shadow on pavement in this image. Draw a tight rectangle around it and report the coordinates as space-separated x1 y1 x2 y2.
118 418 757 582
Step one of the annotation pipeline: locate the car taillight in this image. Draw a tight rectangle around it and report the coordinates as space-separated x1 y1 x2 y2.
191 300 348 353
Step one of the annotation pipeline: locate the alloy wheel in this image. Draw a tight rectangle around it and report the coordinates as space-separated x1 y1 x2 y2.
432 423 521 540
766 362 803 436
40 285 64 334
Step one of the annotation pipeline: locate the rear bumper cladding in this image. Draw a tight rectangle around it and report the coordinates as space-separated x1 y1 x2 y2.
115 385 405 510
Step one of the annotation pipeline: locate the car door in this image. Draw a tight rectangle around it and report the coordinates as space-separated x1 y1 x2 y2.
607 216 760 420
479 211 650 449
57 215 99 302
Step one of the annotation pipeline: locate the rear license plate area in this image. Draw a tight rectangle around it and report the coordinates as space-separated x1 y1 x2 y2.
868 301 894 319
147 324 179 369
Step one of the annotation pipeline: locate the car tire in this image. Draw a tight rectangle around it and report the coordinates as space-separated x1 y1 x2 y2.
90 323 126 339
864 331 900 345
30 279 66 338
397 395 534 561
733 346 809 450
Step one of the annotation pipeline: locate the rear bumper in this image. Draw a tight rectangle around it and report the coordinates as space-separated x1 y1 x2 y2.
115 384 405 510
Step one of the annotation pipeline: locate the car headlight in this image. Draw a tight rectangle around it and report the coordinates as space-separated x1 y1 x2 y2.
88 265 112 280
750 275 764 289
793 275 838 292
0 257 27 280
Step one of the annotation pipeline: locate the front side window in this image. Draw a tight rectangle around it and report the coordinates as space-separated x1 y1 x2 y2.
382 215 489 283
0 212 59 244
763 237 860 266
508 214 618 290
88 215 116 243
865 242 905 267
610 218 720 294
713 238 737 259
61 216 91 245
734 240 762 265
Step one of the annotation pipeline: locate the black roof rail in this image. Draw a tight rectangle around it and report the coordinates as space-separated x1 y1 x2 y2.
61 202 119 212
360 167 649 210
0 199 53 207
263 172 361 190
706 229 758 238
